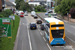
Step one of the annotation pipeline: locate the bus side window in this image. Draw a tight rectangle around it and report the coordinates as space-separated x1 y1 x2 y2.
46 23 50 28
45 25 49 36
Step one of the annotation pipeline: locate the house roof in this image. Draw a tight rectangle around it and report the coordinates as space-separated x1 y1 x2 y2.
29 1 46 3
5 1 15 6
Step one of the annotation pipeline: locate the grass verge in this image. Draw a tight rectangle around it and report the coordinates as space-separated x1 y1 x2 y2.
0 15 20 50
36 12 46 13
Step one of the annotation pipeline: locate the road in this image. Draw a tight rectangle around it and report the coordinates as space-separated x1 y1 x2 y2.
14 14 50 50
14 13 74 50
37 13 75 49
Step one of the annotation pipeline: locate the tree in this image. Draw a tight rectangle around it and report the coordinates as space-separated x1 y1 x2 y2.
70 8 75 18
34 5 46 12
0 9 13 18
16 0 31 11
54 0 62 6
54 0 75 16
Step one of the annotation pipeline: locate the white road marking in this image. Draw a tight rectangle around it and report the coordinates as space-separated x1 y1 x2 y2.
66 30 75 35
66 36 75 44
38 29 40 31
70 26 75 29
22 23 24 24
64 46 73 50
40 32 42 35
27 25 32 50
53 46 64 47
46 43 51 50
43 37 46 41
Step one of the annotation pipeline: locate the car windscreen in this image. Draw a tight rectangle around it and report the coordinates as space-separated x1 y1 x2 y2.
31 24 36 25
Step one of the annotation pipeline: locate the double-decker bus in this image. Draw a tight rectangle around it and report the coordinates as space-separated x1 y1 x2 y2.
44 18 66 45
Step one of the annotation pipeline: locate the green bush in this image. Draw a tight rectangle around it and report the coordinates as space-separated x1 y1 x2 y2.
0 15 4 18
0 9 13 18
34 5 46 12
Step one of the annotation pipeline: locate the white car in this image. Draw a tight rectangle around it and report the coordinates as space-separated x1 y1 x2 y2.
31 11 36 16
18 11 24 16
51 13 57 18
24 11 28 16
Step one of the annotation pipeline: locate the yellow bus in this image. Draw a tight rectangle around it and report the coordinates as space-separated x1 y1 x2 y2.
44 18 66 45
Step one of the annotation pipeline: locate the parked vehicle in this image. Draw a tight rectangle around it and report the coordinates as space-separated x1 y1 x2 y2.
51 13 57 18
18 11 24 16
45 12 48 15
40 23 45 30
24 11 28 16
20 15 24 17
36 19 42 24
34 15 38 19
48 10 53 13
31 11 36 17
15 10 19 15
30 22 37 29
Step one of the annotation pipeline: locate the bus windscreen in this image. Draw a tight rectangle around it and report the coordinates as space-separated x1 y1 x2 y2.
51 29 64 38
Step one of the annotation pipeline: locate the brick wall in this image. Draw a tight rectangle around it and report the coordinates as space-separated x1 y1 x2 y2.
0 0 2 10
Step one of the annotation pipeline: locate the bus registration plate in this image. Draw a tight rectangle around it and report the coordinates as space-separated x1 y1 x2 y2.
33 27 35 29
57 43 60 44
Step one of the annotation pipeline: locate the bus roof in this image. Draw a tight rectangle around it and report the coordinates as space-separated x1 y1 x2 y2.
44 18 63 23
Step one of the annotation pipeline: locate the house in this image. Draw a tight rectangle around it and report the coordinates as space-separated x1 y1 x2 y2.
28 1 46 6
4 0 16 10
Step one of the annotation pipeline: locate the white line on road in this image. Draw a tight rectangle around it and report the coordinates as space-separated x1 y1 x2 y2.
43 37 46 41
66 36 75 44
70 25 75 29
40 32 43 35
46 43 51 50
27 25 32 50
38 29 40 31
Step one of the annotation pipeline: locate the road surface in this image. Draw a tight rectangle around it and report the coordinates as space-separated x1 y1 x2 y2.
14 13 74 50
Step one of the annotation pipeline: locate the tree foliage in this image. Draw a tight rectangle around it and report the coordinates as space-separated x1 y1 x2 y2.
34 5 46 12
0 9 13 18
54 0 75 16
15 0 30 11
54 0 62 6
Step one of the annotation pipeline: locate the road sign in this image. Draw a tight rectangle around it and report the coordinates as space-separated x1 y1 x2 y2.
9 15 15 20
0 18 11 38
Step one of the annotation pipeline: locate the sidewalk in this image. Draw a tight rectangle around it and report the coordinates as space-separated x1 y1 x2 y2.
57 14 75 23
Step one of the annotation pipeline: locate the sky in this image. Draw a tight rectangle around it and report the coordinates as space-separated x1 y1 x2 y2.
9 0 26 2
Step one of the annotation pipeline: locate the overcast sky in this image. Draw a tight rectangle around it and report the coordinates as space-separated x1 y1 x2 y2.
9 0 26 2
